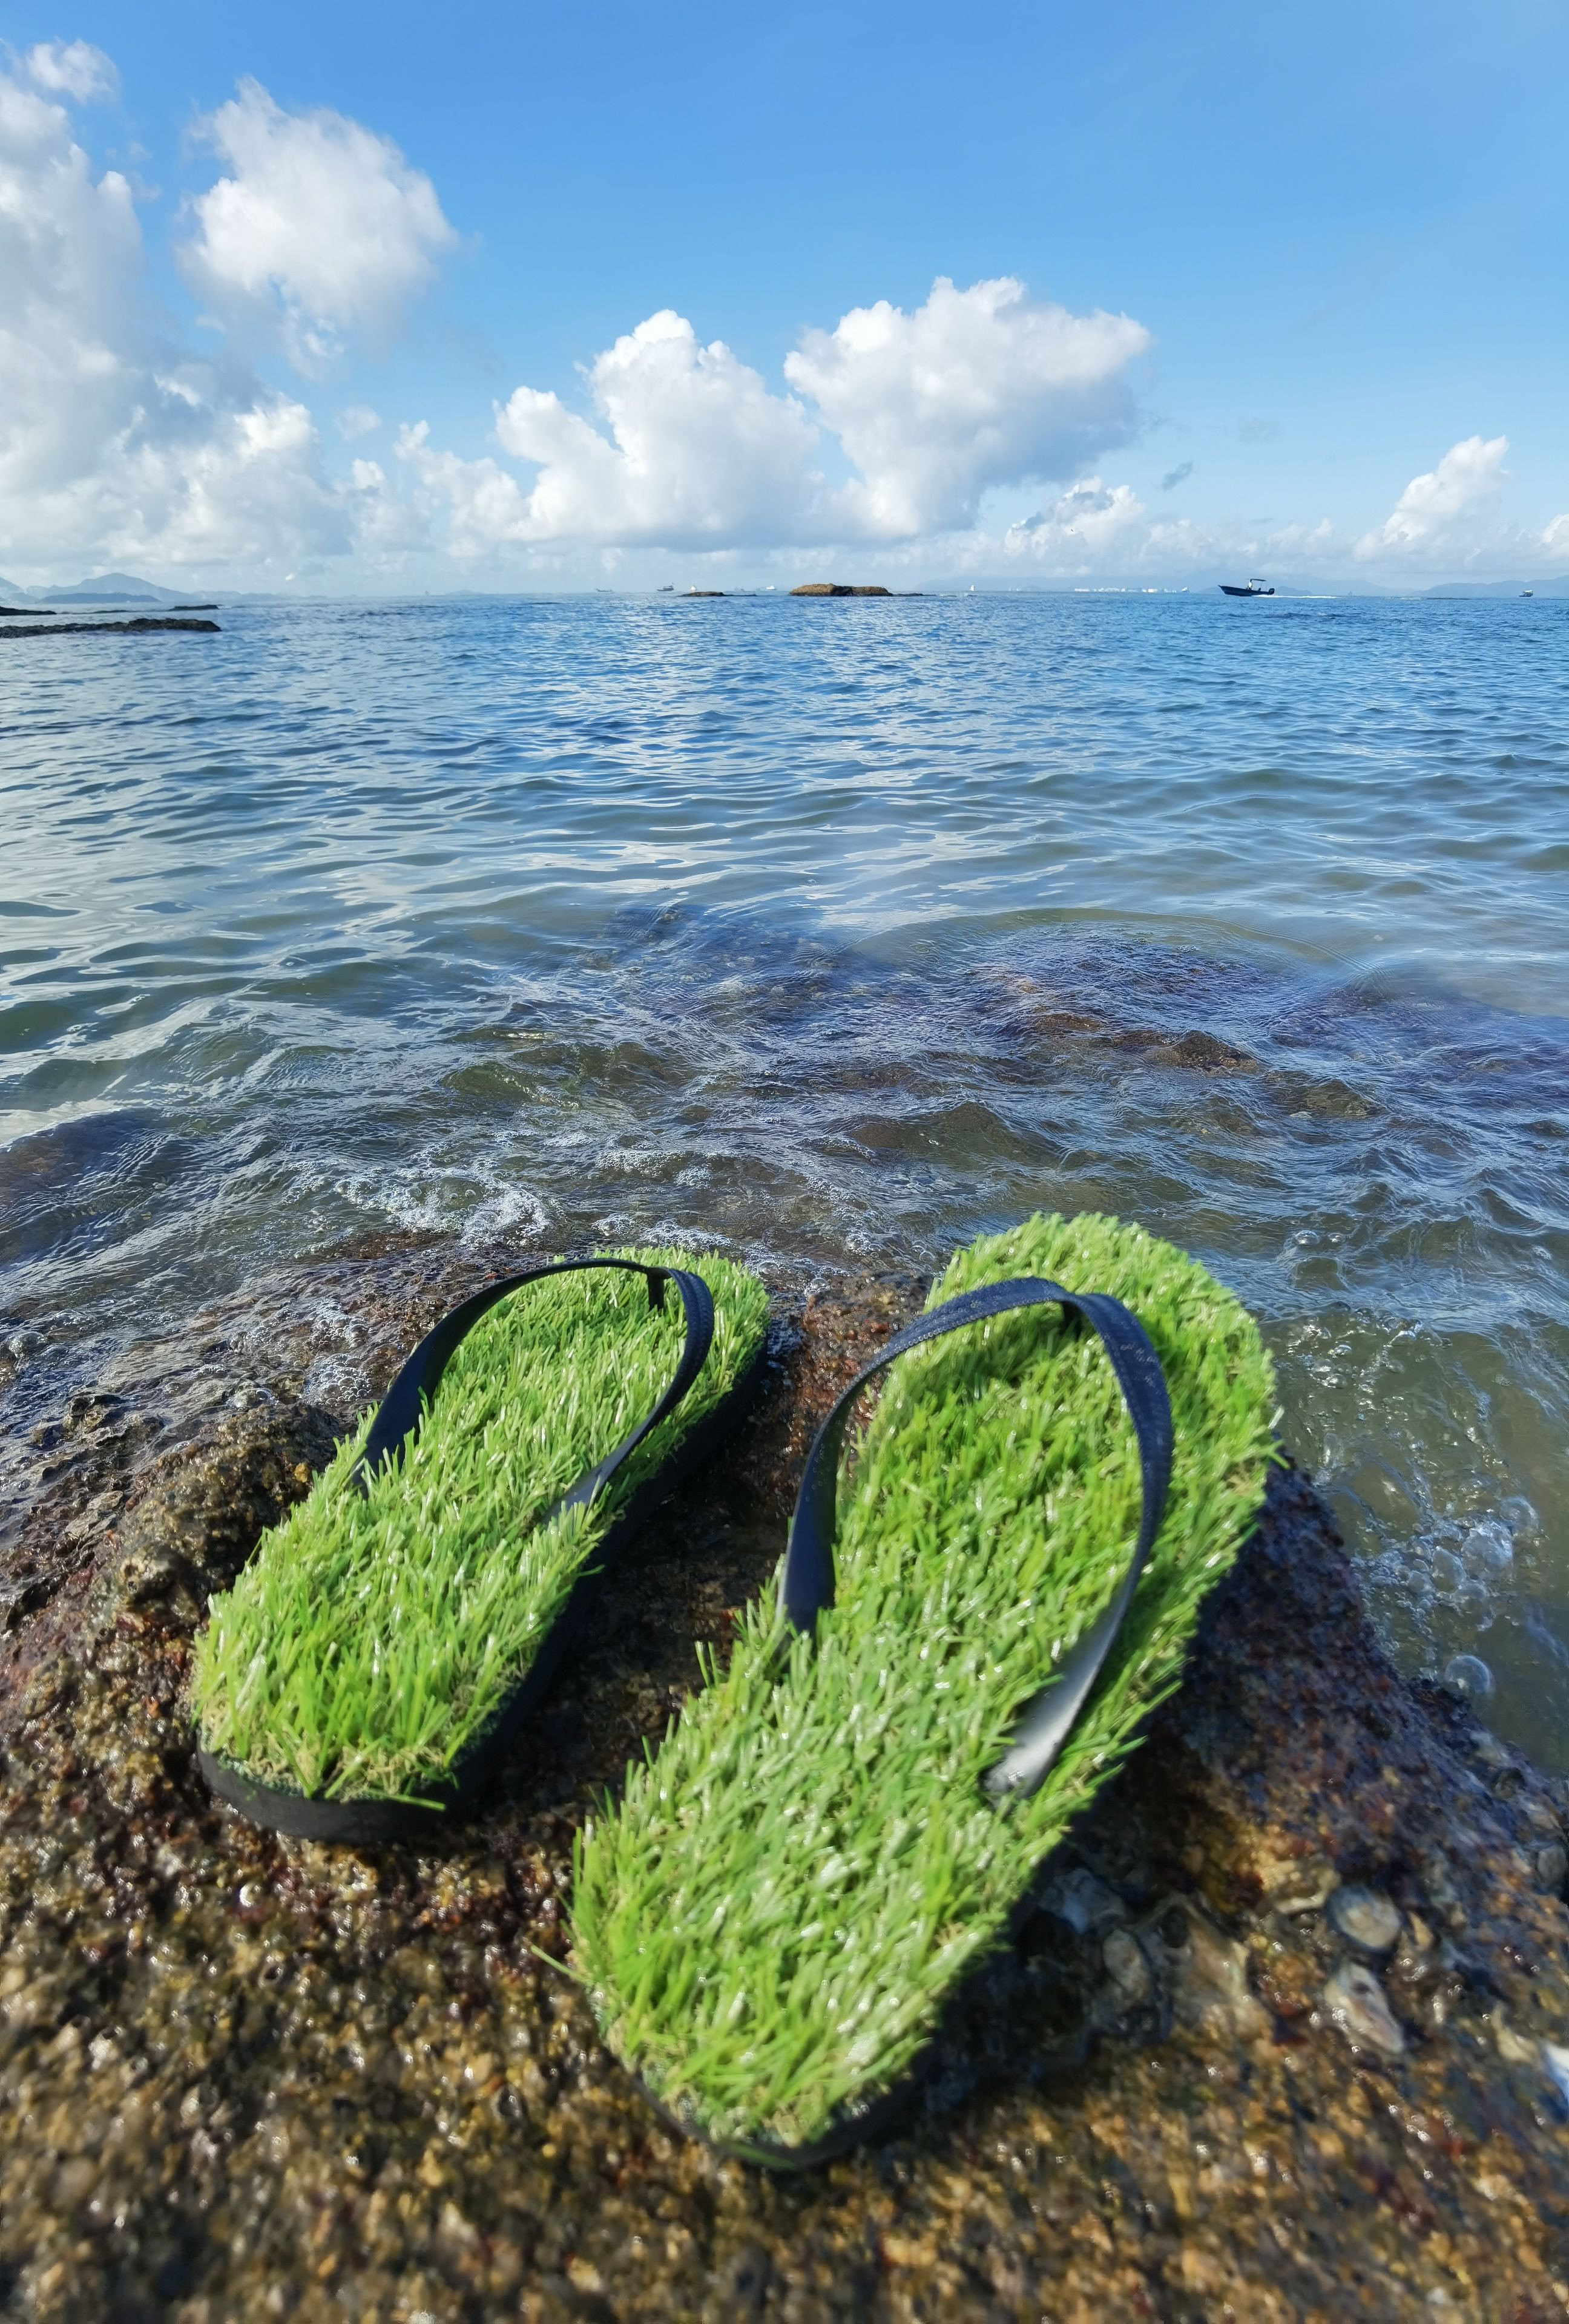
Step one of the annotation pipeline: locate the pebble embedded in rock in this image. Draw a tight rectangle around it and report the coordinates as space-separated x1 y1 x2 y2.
1270 1860 1339 1914
1326 1883 1403 1958
1101 1928 1153 2009
1158 1904 1190 1951
1543 2044 1569 2107
1036 1866 1127 1938
1535 1844 1568 1892
1166 1908 1271 2043
1323 1960 1406 2057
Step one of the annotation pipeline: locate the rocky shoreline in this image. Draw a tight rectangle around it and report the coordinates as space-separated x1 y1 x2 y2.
2 1243 1568 2319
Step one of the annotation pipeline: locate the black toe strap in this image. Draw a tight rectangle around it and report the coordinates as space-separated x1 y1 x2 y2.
778 1275 1173 1799
350 1258 715 1522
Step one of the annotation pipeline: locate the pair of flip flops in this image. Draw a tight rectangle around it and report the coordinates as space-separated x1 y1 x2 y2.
193 1214 1275 2164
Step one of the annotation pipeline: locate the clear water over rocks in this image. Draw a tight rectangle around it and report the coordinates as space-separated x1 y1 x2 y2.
2 589 1567 1758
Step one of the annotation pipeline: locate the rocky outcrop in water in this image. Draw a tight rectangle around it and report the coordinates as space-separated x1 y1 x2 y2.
2 1246 1567 2317
791 583 893 596
0 617 219 638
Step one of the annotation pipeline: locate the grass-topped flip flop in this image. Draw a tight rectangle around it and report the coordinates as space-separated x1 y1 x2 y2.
570 1213 1275 2164
194 1249 769 1843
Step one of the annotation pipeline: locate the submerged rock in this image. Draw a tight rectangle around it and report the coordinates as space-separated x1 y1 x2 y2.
2 1246 1568 2316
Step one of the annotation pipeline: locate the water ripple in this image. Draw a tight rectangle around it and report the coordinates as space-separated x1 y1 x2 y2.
2 592 1568 1757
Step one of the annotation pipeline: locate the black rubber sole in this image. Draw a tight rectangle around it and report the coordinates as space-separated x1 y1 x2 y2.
200 1336 770 1846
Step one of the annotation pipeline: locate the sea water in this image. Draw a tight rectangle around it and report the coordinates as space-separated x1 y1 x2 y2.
3 591 1567 1759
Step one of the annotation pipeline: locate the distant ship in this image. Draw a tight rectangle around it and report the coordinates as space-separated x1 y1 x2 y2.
1220 578 1275 597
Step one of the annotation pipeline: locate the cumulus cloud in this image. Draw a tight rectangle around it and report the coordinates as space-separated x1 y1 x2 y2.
180 80 456 374
0 53 352 579
1004 477 1152 565
19 41 117 102
1348 434 1569 575
997 479 1344 580
420 277 1151 555
394 423 534 558
1355 435 1511 565
783 277 1150 537
487 310 823 548
337 404 381 440
0 65 142 504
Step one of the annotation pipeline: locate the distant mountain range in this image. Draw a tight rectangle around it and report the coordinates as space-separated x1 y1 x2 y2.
0 571 197 606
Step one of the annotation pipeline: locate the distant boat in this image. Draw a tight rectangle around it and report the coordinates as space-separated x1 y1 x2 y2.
1220 578 1275 597
1522 589 1534 597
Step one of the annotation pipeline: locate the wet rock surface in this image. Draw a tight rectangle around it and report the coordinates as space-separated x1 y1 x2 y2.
0 617 220 638
2 1244 1568 2319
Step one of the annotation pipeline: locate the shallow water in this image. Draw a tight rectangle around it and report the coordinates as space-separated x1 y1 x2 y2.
3 591 1567 1759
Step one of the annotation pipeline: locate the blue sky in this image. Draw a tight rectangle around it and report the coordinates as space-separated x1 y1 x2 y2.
2 1 1565 589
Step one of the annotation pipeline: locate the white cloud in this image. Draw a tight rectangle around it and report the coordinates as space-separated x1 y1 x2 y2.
1355 434 1510 565
990 435 1565 585
1349 435 1569 576
345 453 429 553
180 79 456 375
395 422 533 557
419 278 1151 556
1003 476 1151 565
0 68 142 503
337 404 381 440
19 41 117 103
0 54 352 580
488 309 824 548
783 276 1150 537
998 480 1341 581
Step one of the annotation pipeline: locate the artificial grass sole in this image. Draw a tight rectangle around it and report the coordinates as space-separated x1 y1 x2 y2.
570 1213 1277 2160
193 1249 770 1842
